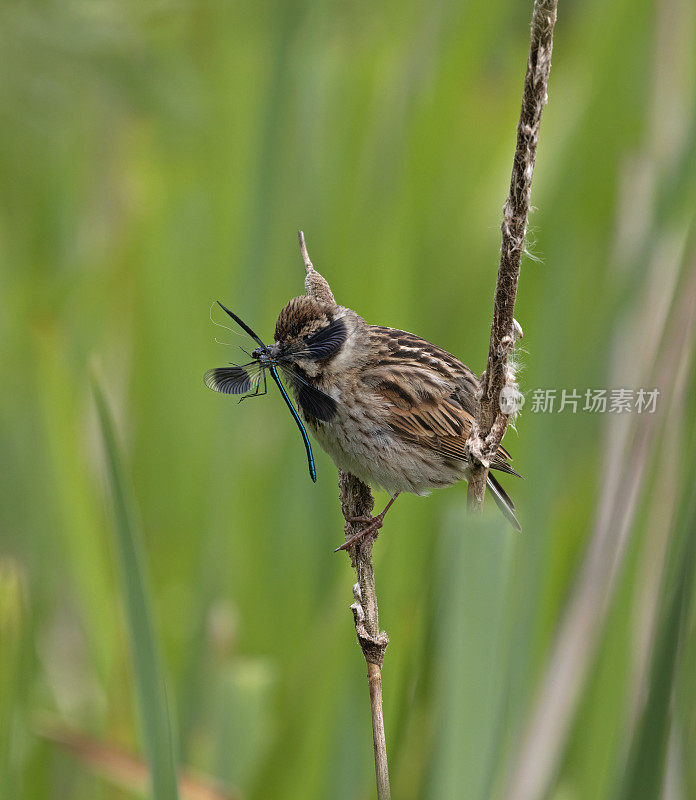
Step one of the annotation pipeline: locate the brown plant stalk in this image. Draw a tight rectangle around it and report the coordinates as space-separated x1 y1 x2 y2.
338 471 390 800
465 0 558 509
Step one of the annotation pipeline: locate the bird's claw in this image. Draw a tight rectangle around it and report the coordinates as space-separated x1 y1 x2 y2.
346 514 384 527
335 514 385 552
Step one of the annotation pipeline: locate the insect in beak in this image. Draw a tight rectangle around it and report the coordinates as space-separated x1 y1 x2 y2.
207 301 317 483
251 343 281 361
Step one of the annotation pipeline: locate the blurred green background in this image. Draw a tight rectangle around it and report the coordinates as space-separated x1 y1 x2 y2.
2 0 696 798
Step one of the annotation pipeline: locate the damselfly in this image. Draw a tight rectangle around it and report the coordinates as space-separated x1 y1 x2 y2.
204 302 319 482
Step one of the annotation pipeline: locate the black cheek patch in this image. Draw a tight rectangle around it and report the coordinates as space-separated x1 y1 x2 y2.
297 384 337 422
305 318 347 360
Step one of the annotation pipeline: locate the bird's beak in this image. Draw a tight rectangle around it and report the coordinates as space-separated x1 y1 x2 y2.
268 342 282 359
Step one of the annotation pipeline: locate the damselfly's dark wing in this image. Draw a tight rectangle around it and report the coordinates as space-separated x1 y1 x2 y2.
204 361 265 396
205 357 337 421
279 365 338 422
301 317 348 360
216 301 266 348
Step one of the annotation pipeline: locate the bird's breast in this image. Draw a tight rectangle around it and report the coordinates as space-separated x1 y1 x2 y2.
297 381 465 495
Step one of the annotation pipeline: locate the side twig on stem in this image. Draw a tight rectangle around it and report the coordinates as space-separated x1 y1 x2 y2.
338 471 391 800
465 0 559 510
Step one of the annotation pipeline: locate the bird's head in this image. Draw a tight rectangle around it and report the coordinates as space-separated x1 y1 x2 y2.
271 233 367 377
272 295 350 376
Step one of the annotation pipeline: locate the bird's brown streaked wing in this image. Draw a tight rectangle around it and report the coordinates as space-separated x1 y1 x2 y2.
379 380 520 475
364 326 520 476
369 326 478 378
377 377 471 459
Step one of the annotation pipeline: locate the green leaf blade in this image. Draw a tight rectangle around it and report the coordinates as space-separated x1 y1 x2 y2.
93 379 180 800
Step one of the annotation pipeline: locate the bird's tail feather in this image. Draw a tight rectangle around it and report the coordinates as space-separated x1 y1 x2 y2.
486 474 522 531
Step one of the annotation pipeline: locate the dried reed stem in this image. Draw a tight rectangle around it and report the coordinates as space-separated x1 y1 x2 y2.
465 0 558 508
338 471 391 800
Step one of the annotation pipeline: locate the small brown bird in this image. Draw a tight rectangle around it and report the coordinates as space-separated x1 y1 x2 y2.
206 233 521 544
